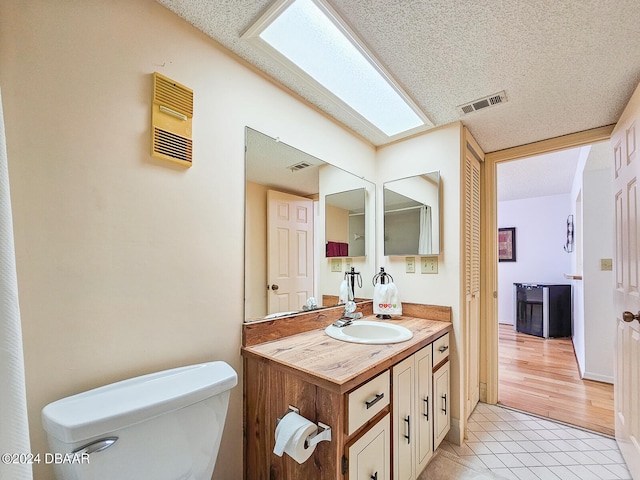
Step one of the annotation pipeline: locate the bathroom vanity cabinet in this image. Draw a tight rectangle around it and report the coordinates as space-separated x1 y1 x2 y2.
242 303 451 480
392 333 450 480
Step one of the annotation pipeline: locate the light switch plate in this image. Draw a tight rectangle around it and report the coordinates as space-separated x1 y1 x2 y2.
345 258 352 271
421 256 438 274
331 258 342 272
601 258 613 271
406 257 415 273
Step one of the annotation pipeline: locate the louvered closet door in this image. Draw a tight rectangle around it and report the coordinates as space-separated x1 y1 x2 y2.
464 149 481 418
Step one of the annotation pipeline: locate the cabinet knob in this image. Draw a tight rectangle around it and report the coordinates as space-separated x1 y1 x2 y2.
622 311 640 323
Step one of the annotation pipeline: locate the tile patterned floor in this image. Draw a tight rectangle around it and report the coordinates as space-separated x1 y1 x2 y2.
438 403 632 480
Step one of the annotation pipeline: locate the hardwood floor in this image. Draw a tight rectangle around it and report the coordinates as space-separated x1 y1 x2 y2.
498 323 615 436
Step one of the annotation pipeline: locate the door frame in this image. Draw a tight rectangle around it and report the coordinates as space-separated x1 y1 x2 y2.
480 125 615 404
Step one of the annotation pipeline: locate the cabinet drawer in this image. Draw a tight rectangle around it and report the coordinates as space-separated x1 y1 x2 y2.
433 332 450 366
347 370 390 435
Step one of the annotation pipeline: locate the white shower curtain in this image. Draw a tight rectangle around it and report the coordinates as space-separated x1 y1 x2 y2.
418 205 432 255
0 88 33 479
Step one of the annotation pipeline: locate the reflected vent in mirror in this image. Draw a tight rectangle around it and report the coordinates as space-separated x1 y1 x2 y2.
151 72 193 167
287 161 312 171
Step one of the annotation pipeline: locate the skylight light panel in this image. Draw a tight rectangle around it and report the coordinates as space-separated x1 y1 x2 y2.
251 0 426 137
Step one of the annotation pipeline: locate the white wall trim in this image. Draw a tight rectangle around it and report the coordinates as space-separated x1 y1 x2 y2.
582 372 614 385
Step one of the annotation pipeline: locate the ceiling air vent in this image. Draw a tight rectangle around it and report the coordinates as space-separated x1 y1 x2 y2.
287 161 312 172
457 91 507 116
151 73 193 167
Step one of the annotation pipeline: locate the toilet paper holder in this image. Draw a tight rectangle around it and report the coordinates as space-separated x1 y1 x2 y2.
277 405 332 448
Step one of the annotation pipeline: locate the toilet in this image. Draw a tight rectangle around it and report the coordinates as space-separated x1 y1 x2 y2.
42 361 237 480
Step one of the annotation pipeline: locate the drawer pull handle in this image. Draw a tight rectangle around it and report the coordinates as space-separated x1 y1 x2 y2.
404 415 411 443
439 345 449 353
442 394 447 415
371 473 378 480
365 392 384 409
423 396 429 420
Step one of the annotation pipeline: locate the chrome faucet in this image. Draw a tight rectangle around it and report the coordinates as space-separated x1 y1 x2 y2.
332 301 363 327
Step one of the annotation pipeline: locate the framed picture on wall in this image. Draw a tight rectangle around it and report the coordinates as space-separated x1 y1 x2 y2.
498 227 516 262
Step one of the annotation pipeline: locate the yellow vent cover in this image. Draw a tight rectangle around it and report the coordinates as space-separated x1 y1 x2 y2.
151 72 193 167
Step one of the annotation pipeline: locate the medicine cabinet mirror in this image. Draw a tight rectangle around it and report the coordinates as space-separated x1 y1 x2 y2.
325 188 366 258
383 171 441 256
244 127 376 322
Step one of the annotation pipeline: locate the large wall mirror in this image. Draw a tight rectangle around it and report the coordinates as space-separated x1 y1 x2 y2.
383 171 441 256
244 127 376 322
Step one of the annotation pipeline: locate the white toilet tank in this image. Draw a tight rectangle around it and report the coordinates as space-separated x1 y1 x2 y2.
42 361 237 480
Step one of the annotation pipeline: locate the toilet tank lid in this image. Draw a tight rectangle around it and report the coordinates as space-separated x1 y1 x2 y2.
42 361 237 444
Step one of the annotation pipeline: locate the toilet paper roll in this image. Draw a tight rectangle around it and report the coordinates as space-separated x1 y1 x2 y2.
273 411 317 463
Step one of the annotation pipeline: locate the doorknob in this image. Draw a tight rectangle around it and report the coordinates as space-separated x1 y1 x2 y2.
622 311 640 323
270 284 279 291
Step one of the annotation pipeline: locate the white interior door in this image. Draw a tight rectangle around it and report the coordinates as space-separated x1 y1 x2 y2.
612 83 640 480
267 190 314 314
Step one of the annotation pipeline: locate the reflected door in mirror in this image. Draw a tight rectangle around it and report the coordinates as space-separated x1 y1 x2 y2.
267 190 314 314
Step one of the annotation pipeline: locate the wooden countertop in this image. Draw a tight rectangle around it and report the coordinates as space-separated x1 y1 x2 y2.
242 315 451 394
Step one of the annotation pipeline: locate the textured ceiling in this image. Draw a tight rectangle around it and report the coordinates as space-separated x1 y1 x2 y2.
245 127 324 197
497 148 582 202
156 0 640 152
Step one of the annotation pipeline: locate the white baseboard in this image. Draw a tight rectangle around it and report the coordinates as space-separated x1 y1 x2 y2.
583 371 614 384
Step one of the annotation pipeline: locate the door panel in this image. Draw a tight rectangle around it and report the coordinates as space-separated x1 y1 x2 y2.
415 348 433 472
433 362 450 449
464 148 481 417
612 83 640 479
393 356 414 480
348 414 390 480
267 190 314 314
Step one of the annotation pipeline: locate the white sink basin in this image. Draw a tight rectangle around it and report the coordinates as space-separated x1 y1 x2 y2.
325 320 413 344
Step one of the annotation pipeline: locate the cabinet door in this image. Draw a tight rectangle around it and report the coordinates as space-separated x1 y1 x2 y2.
348 414 390 480
433 361 450 449
392 355 415 480
415 347 433 473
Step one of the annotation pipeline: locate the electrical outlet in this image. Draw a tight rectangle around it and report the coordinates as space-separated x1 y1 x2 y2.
406 257 415 273
601 258 613 271
331 258 342 272
421 256 438 274
345 258 352 271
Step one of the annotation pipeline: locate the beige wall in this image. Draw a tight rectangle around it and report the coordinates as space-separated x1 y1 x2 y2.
325 204 349 243
318 164 378 301
245 181 268 320
0 1 375 478
376 123 466 443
